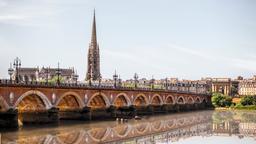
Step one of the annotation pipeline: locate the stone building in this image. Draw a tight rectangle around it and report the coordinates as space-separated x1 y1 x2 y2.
238 76 256 96
200 78 233 96
86 10 101 81
10 67 78 83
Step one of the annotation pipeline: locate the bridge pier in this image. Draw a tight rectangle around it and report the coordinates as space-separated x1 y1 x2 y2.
19 108 59 124
0 109 18 128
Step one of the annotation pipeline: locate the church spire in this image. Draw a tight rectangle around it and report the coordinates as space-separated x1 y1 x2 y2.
91 9 97 44
86 9 101 81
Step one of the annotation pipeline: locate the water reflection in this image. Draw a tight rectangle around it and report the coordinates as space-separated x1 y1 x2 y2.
1 110 256 144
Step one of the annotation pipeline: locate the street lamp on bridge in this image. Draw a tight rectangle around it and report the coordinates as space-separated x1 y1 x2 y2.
150 76 155 90
8 63 14 83
134 73 138 88
165 77 168 90
55 62 62 85
13 57 21 83
113 70 118 88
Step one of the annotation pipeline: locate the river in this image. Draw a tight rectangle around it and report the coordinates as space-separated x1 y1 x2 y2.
1 110 256 144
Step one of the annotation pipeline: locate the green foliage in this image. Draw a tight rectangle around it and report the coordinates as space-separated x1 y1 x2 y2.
211 93 232 107
235 104 256 110
240 96 256 106
48 76 65 84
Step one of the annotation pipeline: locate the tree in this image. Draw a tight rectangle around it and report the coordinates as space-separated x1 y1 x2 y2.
211 93 232 107
240 96 256 106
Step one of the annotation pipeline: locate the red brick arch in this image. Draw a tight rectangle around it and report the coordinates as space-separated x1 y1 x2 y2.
151 94 163 105
133 94 149 106
55 92 84 110
14 90 52 110
87 92 111 108
113 93 131 107
165 95 175 104
177 96 185 104
187 96 194 104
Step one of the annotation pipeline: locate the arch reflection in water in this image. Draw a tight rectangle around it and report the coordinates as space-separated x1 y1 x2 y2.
2 110 256 144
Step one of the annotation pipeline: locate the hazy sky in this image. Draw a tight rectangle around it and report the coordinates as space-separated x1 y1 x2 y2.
0 0 256 80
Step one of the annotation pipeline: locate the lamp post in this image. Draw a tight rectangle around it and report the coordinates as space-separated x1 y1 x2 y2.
45 67 49 84
118 75 122 87
113 70 118 88
13 57 21 83
72 70 79 85
55 62 62 85
134 73 138 88
165 77 168 90
150 76 155 89
8 63 14 83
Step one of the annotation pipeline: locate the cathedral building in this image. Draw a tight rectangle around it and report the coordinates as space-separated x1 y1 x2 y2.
86 10 101 81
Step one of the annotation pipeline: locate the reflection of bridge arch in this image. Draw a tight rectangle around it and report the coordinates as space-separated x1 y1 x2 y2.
135 122 150 135
87 93 110 109
177 96 185 104
133 94 149 106
165 95 175 104
87 127 111 142
113 93 131 107
187 96 194 104
151 94 163 105
14 90 52 110
113 124 132 138
177 118 185 126
55 92 84 110
151 120 163 132
166 119 175 129
55 130 85 144
0 96 9 112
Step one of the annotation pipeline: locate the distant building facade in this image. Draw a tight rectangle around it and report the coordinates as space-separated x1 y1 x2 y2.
211 78 232 96
11 67 77 83
238 76 256 96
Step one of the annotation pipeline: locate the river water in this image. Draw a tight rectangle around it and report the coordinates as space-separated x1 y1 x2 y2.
1 110 256 144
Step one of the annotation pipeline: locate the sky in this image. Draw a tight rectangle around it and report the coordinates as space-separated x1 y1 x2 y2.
0 0 256 80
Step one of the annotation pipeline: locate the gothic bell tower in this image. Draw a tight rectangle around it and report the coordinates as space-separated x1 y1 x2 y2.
86 10 101 81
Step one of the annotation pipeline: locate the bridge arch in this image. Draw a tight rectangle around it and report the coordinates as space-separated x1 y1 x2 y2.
133 94 149 106
187 96 194 104
87 92 110 108
165 95 175 105
113 93 131 107
0 96 9 112
55 92 84 110
195 97 201 103
14 90 52 110
177 96 185 104
151 94 163 105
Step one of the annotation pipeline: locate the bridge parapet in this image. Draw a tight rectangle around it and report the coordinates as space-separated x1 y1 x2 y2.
0 79 210 95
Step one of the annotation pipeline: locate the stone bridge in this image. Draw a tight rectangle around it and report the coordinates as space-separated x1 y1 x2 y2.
0 82 212 128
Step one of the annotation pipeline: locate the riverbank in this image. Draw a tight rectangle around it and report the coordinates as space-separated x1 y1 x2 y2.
215 105 256 110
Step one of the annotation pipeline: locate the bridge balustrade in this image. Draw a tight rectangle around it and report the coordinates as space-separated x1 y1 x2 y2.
0 79 209 95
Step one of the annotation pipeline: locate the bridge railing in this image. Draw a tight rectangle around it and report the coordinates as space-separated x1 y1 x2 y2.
0 79 210 95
